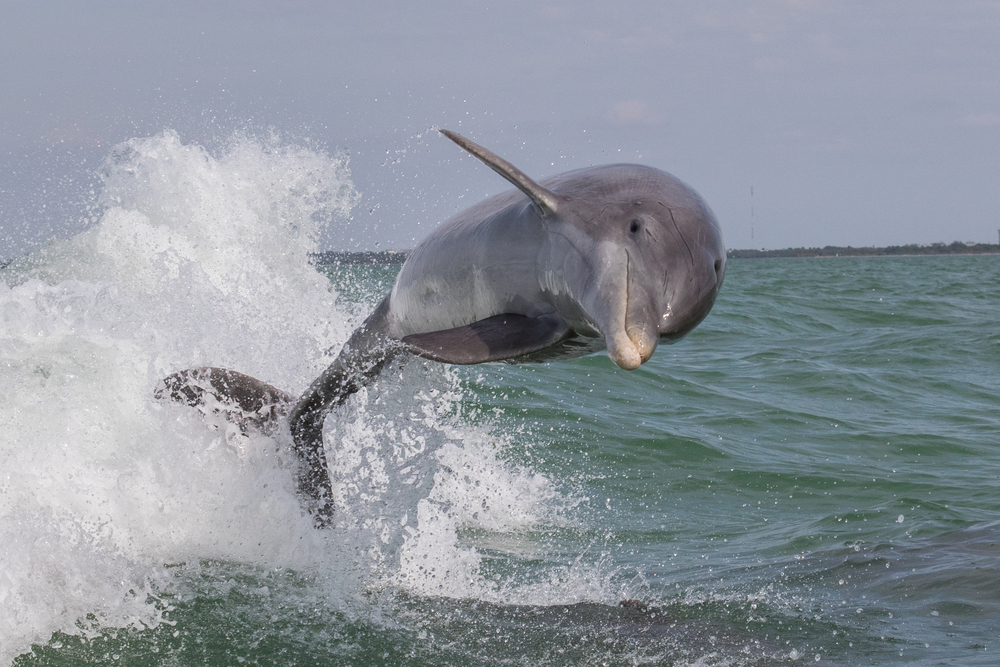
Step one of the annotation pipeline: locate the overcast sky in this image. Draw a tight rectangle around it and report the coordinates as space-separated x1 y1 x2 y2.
2 0 999 256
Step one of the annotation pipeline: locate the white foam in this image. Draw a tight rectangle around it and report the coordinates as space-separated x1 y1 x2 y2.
0 130 605 664
0 131 358 662
321 362 572 599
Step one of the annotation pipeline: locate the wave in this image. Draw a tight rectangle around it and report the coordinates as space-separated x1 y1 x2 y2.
0 131 573 664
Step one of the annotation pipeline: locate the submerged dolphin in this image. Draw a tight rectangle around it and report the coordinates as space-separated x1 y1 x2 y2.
157 129 726 527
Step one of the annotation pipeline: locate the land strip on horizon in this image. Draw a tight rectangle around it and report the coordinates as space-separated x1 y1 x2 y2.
725 242 1000 258
308 242 1000 266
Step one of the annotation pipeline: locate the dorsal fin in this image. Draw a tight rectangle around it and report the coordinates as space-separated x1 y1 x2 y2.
440 129 560 218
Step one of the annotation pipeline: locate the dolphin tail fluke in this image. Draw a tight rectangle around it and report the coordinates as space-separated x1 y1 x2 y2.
156 298 400 529
155 365 338 527
155 367 294 435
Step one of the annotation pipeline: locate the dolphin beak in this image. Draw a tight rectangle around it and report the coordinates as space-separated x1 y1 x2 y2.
606 336 642 370
599 290 646 371
626 320 658 365
607 319 659 370
605 302 659 370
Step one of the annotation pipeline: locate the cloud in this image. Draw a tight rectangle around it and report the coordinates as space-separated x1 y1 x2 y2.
807 32 850 62
754 56 788 72
694 1 834 42
959 112 1000 127
606 99 662 125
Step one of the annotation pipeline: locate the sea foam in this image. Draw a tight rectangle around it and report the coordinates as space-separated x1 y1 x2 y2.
0 130 571 664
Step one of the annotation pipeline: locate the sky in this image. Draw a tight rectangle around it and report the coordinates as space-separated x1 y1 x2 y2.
2 0 999 257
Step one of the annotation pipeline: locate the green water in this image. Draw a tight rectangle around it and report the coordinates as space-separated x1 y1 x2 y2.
12 255 1000 666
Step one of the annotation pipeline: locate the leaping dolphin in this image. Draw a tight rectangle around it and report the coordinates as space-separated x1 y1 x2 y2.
157 129 726 527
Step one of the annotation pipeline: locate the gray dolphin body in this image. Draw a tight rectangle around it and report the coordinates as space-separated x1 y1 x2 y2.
157 130 726 527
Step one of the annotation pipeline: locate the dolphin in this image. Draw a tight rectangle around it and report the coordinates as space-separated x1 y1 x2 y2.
157 129 726 527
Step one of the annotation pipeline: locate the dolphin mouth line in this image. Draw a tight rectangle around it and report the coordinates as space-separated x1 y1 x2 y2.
624 248 639 353
623 248 656 366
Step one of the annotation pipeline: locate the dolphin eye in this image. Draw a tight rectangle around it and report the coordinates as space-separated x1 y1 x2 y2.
629 219 641 234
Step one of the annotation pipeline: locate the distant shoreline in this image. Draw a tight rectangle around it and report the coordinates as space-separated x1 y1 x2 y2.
5 245 997 271
726 242 1000 259
308 243 1000 267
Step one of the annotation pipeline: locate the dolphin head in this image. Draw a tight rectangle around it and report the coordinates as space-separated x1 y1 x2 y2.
547 166 726 370
621 185 726 367
437 131 725 371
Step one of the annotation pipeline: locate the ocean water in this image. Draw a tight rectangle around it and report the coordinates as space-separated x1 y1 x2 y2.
2 132 999 666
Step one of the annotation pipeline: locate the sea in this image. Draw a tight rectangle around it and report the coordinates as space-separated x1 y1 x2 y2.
1 131 998 666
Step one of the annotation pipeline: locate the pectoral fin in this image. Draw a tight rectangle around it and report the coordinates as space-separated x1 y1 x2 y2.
401 313 571 364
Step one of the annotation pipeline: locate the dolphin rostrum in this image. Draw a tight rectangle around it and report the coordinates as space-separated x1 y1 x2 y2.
156 129 726 527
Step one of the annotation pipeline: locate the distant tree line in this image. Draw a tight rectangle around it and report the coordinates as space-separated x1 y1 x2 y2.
310 244 1000 265
6 245 996 270
727 242 1000 259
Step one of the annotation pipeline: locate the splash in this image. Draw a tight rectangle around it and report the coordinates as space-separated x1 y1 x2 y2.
0 130 579 664
0 130 363 661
